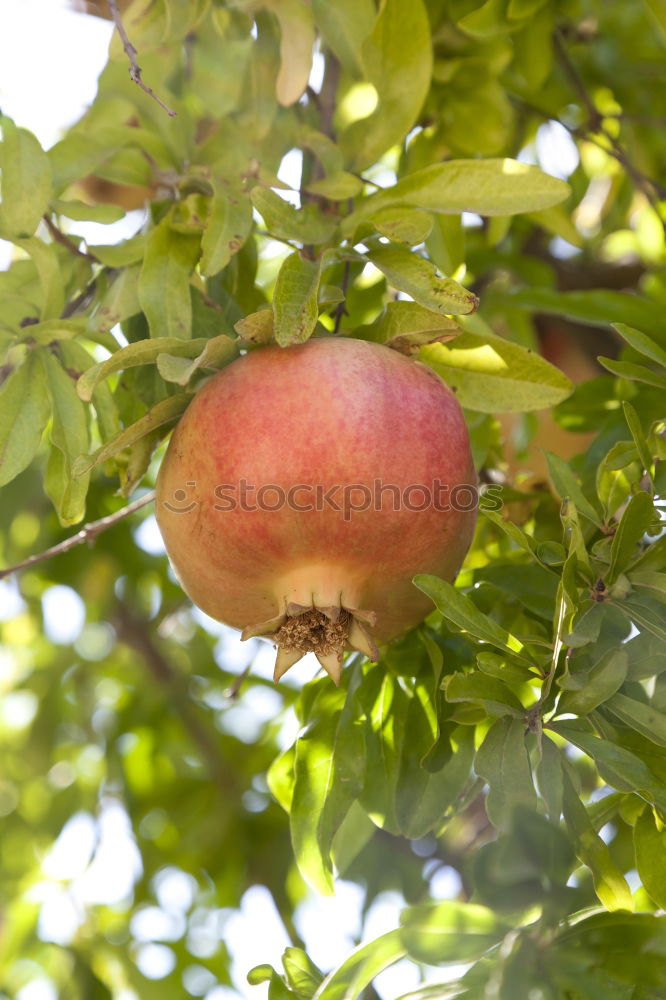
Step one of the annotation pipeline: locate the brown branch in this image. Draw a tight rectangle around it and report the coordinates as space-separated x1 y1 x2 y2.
43 215 100 263
108 0 177 117
114 601 239 797
0 491 155 581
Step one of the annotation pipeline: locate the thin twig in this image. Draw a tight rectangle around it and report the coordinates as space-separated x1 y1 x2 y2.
332 258 351 334
108 0 177 117
0 491 155 581
43 215 100 263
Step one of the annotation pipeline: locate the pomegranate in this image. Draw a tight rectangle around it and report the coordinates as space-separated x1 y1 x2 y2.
155 337 477 683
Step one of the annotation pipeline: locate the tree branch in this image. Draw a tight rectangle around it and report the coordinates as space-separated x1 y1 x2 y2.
43 215 100 263
114 600 239 797
108 0 177 118
0 491 155 581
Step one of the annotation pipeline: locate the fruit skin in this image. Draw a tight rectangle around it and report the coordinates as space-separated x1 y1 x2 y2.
155 336 477 679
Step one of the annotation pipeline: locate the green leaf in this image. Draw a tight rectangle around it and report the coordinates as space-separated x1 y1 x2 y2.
444 672 525 718
598 356 666 392
77 338 214 401
251 188 337 245
15 237 64 320
364 246 478 315
543 451 603 527
341 0 432 171
88 265 142 336
0 117 51 236
400 902 508 966
73 394 190 477
553 722 666 812
264 0 314 106
356 301 461 349
88 234 146 267
561 762 633 911
419 332 573 413
607 492 655 583
557 649 628 716
370 207 434 245
475 717 536 829
511 287 664 338
234 309 275 345
51 199 125 224
272 252 322 347
0 352 50 487
312 0 375 75
414 576 532 664
351 159 570 220
39 348 90 524
156 333 238 386
138 219 201 339
634 809 666 909
200 191 253 277
536 735 564 822
290 674 366 894
312 931 406 1000
615 597 666 644
605 693 666 747
612 323 666 369
282 948 324 1000
623 402 655 479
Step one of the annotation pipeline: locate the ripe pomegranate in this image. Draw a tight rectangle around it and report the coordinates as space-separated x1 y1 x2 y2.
155 337 477 683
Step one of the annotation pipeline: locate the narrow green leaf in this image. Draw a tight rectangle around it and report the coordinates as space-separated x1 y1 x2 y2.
444 672 524 718
73 394 190 477
200 191 253 277
156 333 238 386
607 492 655 583
544 451 603 527
283 948 324 1000
365 246 478 315
414 576 531 664
623 402 655 478
88 264 142 334
357 301 461 348
312 0 375 75
553 722 666 812
251 188 336 245
265 0 314 106
312 931 406 1000
557 649 628 716
138 219 201 339
561 762 633 911
634 809 666 909
39 348 90 524
15 237 64 320
400 902 508 966
420 333 573 413
273 252 322 347
371 207 434 245
615 597 666 644
0 352 50 487
51 199 125 223
605 693 666 747
77 338 212 401
291 674 366 893
0 117 51 236
612 323 666 369
475 717 536 829
351 159 570 220
536 735 564 822
341 0 432 170
234 309 274 345
598 356 666 392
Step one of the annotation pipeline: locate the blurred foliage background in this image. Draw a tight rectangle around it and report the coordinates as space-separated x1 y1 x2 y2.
1 0 666 998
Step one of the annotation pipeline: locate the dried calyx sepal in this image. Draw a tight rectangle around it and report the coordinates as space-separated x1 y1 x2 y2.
242 603 378 684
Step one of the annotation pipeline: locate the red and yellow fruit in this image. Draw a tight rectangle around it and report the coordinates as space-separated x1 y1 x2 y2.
156 336 477 682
